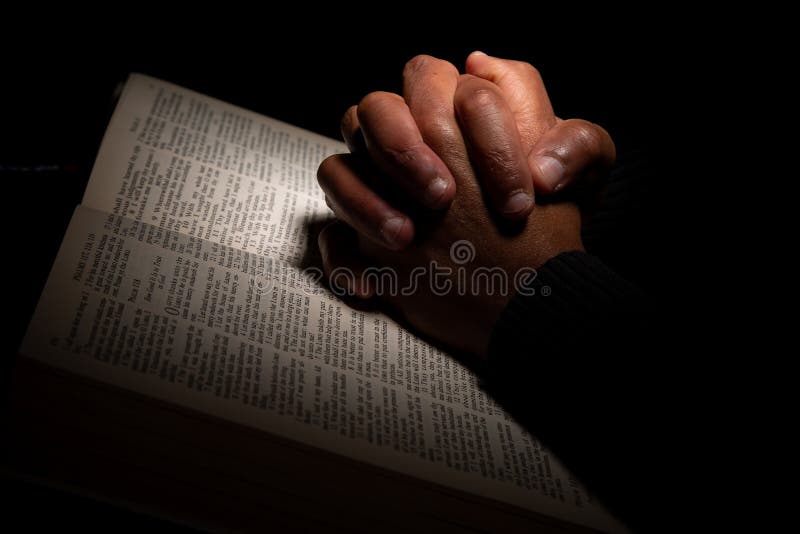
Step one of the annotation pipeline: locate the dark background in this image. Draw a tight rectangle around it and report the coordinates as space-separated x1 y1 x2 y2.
1 14 692 530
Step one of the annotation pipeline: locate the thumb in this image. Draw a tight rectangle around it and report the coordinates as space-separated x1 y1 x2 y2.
528 118 616 194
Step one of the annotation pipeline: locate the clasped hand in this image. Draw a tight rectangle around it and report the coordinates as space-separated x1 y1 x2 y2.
317 52 615 358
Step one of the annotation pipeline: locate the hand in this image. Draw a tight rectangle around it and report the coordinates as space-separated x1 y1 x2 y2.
317 54 614 357
320 52 615 251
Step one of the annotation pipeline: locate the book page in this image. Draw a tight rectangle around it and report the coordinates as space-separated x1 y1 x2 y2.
84 74 339 263
22 75 626 533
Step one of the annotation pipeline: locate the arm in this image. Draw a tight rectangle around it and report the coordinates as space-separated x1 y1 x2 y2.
486 249 658 531
317 53 665 530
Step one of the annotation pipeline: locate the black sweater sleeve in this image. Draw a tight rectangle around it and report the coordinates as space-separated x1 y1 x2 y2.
486 250 665 532
480 145 693 532
489 250 649 359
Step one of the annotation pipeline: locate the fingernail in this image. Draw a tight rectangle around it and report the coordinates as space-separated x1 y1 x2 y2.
503 191 533 216
472 50 488 56
380 217 408 249
533 155 566 192
424 177 449 208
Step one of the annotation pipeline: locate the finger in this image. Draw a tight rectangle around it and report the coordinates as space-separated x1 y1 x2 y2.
465 51 556 151
318 220 374 299
340 105 367 154
357 91 455 209
454 75 535 219
528 119 616 194
402 55 476 188
317 154 414 250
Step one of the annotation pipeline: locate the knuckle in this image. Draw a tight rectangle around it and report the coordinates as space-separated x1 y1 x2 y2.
415 109 452 141
460 84 500 116
404 54 432 77
482 146 517 176
357 91 401 118
509 60 542 83
340 105 358 133
404 54 458 80
562 120 616 166
383 142 424 168
316 154 342 187
520 61 542 79
570 120 605 157
357 93 405 137
439 59 459 79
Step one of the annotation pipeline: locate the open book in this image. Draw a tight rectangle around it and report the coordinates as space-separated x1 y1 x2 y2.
9 74 627 533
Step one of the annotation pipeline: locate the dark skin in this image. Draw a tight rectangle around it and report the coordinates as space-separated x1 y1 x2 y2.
317 52 615 358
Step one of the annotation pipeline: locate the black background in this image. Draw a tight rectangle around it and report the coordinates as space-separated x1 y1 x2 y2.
1 12 691 530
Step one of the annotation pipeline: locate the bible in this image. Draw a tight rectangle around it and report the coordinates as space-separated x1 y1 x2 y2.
8 74 627 533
